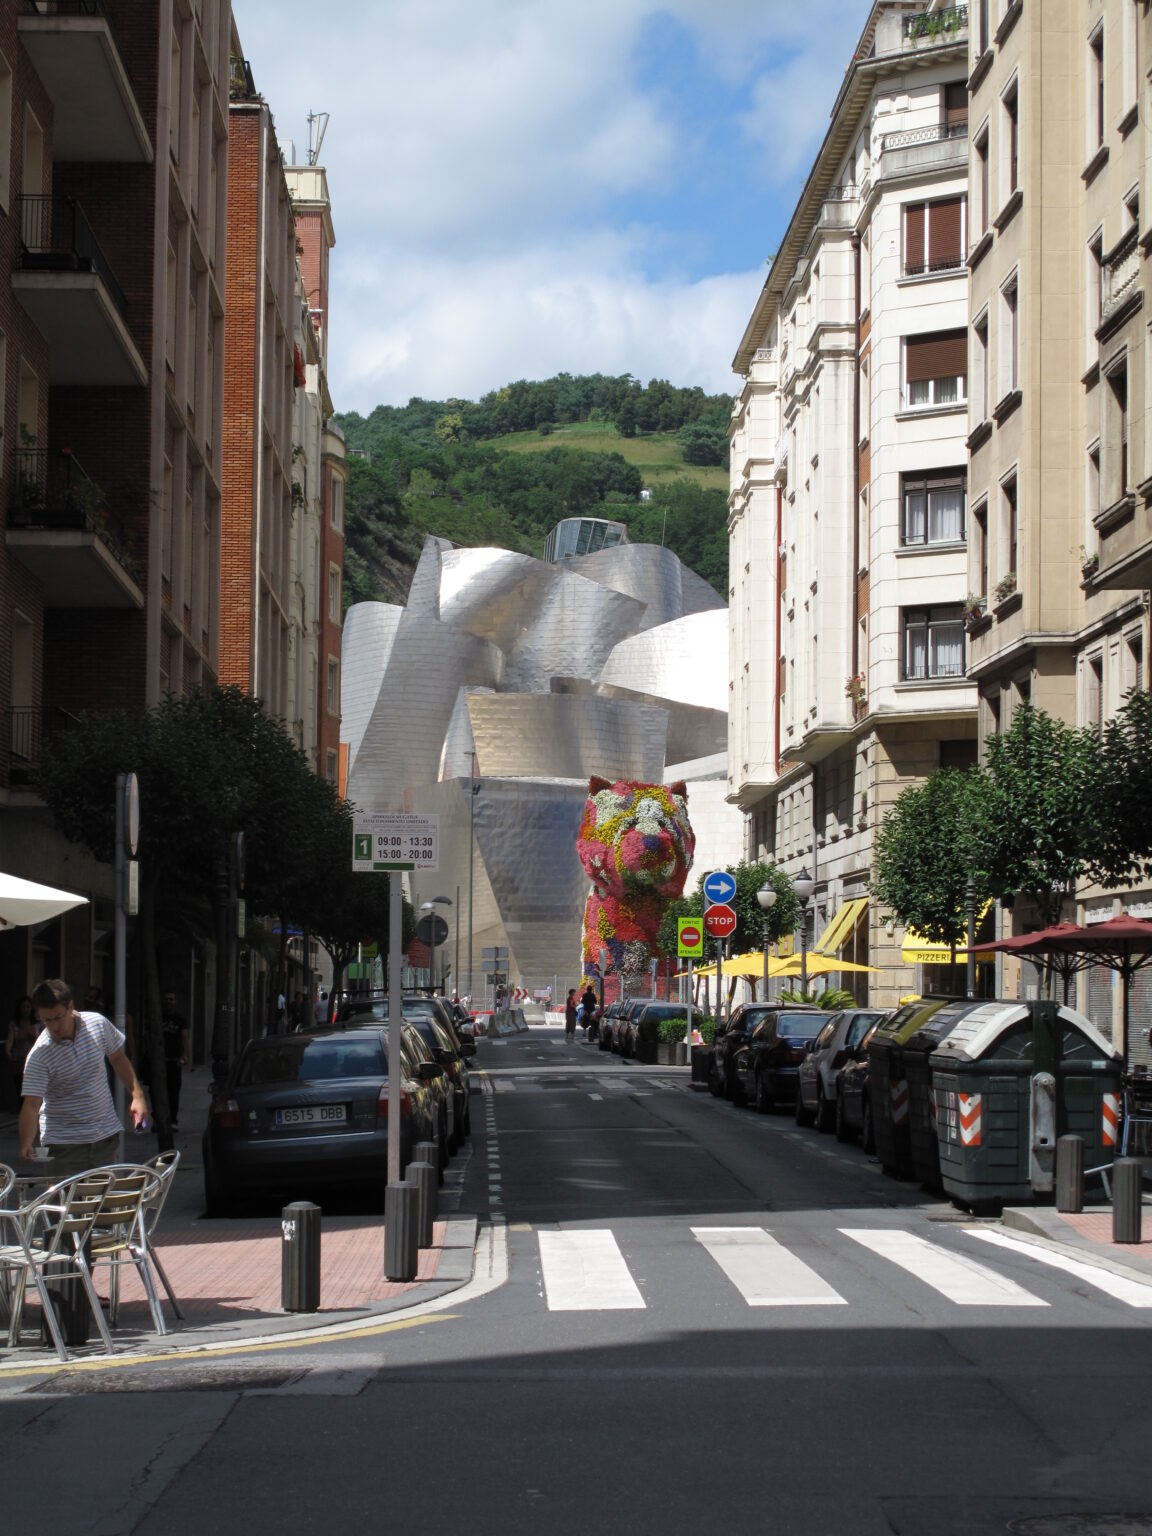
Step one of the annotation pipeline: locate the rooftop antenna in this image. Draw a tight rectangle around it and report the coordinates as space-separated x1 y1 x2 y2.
307 110 329 166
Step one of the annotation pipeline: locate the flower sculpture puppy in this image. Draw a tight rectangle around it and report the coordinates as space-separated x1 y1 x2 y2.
577 777 695 983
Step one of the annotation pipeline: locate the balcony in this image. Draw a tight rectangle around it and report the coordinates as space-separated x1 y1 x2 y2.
6 448 144 609
1100 241 1142 330
11 195 147 386
3 706 82 790
18 2 152 162
880 121 968 181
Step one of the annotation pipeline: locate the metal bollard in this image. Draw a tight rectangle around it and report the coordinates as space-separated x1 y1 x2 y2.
384 1181 419 1281
281 1201 321 1312
1112 1158 1143 1243
409 1159 437 1248
413 1138 442 1188
675 1041 688 1066
1055 1135 1084 1213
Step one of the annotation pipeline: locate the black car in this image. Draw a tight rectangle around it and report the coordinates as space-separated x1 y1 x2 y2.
404 1015 471 1151
710 1003 782 1100
630 1002 691 1061
734 1008 830 1111
835 1019 885 1150
795 1008 885 1130
615 997 657 1058
202 1026 439 1215
340 992 477 1061
598 1001 622 1052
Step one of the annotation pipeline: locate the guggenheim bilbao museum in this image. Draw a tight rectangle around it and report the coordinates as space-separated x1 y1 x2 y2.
340 518 744 993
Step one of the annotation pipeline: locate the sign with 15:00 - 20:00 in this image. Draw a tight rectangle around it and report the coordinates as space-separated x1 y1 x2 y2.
352 813 440 872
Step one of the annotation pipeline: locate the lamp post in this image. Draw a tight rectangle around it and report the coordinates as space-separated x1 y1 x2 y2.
420 894 453 994
793 867 815 996
757 882 777 1001
467 755 481 1004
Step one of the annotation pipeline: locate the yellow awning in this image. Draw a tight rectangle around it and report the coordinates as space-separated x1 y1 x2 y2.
814 897 868 956
901 901 994 964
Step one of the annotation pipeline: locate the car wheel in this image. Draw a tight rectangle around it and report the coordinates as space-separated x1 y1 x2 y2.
727 1064 744 1105
793 1086 813 1126
756 1070 774 1115
861 1096 875 1155
835 1086 852 1143
815 1085 834 1134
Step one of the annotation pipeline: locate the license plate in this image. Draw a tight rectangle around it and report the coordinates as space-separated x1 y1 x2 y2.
275 1104 347 1126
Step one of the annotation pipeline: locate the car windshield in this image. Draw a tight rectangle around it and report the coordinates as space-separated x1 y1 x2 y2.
775 1013 826 1037
847 1012 883 1047
236 1038 385 1086
642 1005 687 1022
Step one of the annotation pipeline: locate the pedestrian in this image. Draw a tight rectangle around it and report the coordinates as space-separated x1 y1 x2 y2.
160 989 190 1131
18 977 149 1176
581 980 597 1022
314 989 329 1027
564 989 578 1041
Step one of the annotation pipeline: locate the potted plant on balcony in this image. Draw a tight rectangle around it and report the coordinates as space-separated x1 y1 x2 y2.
963 593 987 627
993 571 1018 604
1080 545 1099 581
845 673 866 710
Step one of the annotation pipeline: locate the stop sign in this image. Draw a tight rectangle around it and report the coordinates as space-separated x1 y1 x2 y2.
703 903 736 939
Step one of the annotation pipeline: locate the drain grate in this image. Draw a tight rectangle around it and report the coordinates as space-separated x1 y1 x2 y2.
28 1366 305 1395
1009 1518 1152 1535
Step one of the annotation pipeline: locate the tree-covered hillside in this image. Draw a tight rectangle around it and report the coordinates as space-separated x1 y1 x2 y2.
336 373 732 607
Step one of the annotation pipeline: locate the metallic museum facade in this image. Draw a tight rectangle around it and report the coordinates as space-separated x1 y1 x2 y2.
341 527 744 996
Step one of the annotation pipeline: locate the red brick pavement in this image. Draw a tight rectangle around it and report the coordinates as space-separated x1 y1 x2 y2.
1048 1209 1152 1260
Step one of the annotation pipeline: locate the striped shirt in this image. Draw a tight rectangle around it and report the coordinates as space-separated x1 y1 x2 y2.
20 1011 124 1145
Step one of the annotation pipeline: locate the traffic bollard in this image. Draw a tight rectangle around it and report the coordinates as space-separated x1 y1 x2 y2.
1055 1135 1084 1213
413 1138 442 1188
675 1042 688 1066
409 1159 437 1248
1112 1158 1143 1243
384 1180 419 1281
281 1201 321 1312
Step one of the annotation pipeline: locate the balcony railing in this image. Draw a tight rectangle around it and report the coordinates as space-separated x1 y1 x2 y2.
1102 242 1141 325
882 120 968 155
903 252 967 278
8 448 140 582
15 193 127 319
229 54 256 100
4 705 82 788
904 5 968 40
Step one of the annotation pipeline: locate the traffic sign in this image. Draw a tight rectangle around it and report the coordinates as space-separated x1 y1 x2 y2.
703 903 737 939
416 913 449 947
352 813 439 872
677 917 704 959
702 869 736 906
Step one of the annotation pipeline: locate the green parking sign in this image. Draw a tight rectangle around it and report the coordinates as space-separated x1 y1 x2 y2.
354 833 372 861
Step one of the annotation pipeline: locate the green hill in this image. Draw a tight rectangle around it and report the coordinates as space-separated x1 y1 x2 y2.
335 373 732 608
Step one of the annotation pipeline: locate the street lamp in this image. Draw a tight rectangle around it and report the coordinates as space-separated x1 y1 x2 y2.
757 882 777 1000
420 894 453 994
793 867 815 995
467 755 481 1005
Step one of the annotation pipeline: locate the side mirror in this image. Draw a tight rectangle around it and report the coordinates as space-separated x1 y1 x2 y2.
459 1039 477 1058
419 1060 445 1081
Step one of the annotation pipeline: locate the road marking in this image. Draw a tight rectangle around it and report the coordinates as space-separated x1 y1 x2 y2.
588 1093 603 1100
692 1227 846 1307
964 1227 1152 1308
841 1228 1048 1307
537 1229 646 1311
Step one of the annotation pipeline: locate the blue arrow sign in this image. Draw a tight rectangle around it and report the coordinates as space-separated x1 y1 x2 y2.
702 869 736 905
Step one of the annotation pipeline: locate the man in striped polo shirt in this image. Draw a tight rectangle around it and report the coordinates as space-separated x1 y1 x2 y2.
18 978 149 1176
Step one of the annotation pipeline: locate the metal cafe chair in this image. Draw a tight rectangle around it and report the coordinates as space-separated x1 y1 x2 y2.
141 1150 185 1324
86 1165 167 1335
0 1169 116 1362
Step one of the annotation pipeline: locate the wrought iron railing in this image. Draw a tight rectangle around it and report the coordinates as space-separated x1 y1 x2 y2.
15 194 128 319
904 4 968 40
4 705 82 788
904 253 967 278
229 54 256 100
7 448 141 582
882 120 968 154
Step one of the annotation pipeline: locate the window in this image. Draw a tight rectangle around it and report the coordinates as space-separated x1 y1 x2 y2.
904 330 967 409
326 750 338 785
1124 631 1144 693
326 656 339 715
974 128 990 239
1000 275 1018 398
902 606 965 681
1123 0 1139 117
900 470 967 546
1002 79 1019 200
1086 655 1104 735
330 476 343 531
779 654 787 700
1104 360 1129 503
1087 233 1103 352
1089 27 1105 150
904 196 966 276
944 82 968 139
328 562 341 623
978 0 990 54
1003 475 1019 577
1087 443 1100 527
973 503 989 597
973 313 989 423
0 50 11 212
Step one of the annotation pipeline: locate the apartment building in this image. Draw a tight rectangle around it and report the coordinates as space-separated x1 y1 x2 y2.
729 1 979 1007
0 0 229 1002
966 0 1151 1057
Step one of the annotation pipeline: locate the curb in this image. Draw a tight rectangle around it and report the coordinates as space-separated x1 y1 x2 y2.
1001 1206 1152 1283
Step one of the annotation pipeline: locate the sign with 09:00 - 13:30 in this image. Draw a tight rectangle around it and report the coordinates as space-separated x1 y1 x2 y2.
352 813 440 873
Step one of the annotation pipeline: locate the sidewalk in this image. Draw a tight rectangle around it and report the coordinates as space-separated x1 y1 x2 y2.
0 1070 479 1366
1003 1198 1152 1279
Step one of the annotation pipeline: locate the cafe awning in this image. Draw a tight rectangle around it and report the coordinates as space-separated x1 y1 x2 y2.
814 897 868 956
900 901 994 965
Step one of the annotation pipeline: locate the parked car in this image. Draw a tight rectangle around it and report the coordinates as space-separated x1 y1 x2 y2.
598 1001 622 1052
202 1026 438 1215
402 1014 471 1150
616 997 658 1058
339 992 477 1060
733 1008 830 1111
795 1008 885 1130
631 1002 690 1061
398 1021 454 1166
710 1003 779 1100
835 1019 886 1150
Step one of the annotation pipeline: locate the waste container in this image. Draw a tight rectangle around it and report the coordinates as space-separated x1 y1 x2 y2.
931 1001 1122 1209
868 997 964 1180
905 1000 985 1189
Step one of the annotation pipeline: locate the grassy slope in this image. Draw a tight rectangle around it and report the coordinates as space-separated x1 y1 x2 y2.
496 421 729 492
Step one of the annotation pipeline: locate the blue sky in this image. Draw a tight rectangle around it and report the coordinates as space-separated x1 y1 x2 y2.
233 0 872 412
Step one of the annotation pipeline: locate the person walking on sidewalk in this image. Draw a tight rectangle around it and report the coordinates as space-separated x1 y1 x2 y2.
564 989 578 1041
18 978 149 1176
161 990 190 1131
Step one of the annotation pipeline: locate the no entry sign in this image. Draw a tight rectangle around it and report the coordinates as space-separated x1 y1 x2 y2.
703 903 737 939
677 917 704 959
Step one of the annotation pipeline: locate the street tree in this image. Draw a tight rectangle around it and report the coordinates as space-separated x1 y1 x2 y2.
1098 687 1152 883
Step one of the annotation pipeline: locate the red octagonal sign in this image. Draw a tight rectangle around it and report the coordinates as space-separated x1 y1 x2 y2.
703 903 737 939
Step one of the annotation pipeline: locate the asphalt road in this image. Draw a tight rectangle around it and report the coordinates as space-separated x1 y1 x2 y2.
3 1025 1151 1536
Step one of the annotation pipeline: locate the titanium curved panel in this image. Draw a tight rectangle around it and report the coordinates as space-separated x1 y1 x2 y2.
598 610 729 713
340 602 403 774
438 548 564 650
466 693 667 782
559 543 683 631
680 565 726 616
501 568 647 691
438 686 491 782
406 535 453 617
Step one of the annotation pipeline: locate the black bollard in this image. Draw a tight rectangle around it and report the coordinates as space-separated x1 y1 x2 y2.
1055 1135 1084 1213
281 1201 321 1312
1113 1158 1143 1243
409 1159 437 1248
384 1181 419 1281
413 1138 443 1188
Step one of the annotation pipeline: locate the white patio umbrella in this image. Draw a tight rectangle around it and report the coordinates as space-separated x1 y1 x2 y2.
0 871 89 928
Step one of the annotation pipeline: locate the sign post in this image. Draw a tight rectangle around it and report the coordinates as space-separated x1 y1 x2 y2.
677 916 704 1049
114 771 138 1160
352 814 439 1186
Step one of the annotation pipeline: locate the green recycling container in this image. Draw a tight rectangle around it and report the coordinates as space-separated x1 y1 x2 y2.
868 997 963 1180
931 1002 1123 1208
905 1000 986 1189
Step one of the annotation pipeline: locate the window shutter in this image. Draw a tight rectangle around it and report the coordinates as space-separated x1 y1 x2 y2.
927 197 963 269
944 82 968 129
906 330 967 383
905 203 925 272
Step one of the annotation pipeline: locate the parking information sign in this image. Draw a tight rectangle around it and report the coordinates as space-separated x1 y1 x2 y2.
677 916 704 959
352 813 439 872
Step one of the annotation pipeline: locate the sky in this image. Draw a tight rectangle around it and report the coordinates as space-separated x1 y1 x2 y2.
233 0 873 414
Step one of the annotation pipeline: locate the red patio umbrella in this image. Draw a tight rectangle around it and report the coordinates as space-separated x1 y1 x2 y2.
971 923 1093 1004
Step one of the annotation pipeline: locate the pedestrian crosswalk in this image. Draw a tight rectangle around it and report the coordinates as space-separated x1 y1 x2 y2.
529 1221 1152 1317
490 1075 685 1096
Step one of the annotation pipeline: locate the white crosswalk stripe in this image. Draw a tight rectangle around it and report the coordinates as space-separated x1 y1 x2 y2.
692 1227 846 1306
841 1228 1048 1307
538 1229 646 1310
964 1227 1152 1308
